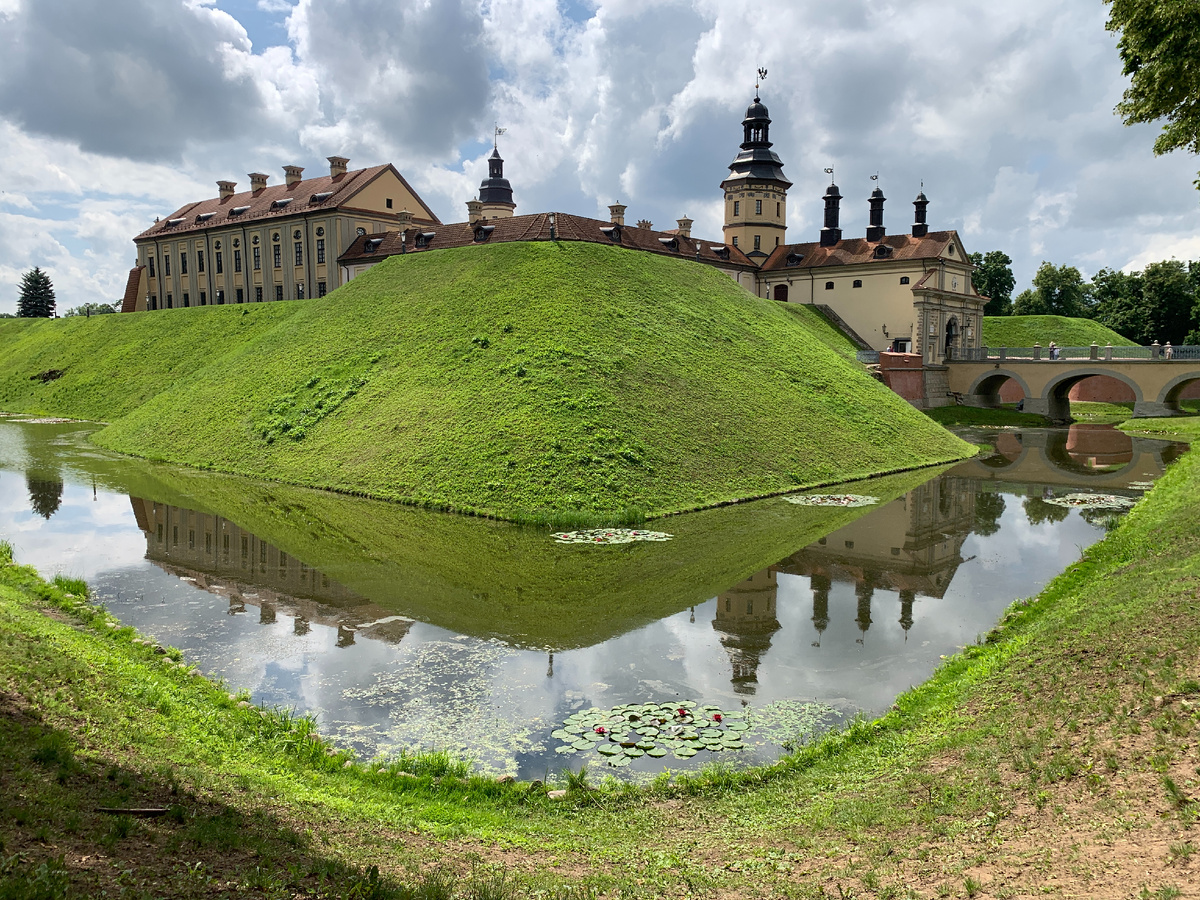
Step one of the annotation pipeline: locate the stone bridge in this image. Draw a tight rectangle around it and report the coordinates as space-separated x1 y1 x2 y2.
946 350 1200 419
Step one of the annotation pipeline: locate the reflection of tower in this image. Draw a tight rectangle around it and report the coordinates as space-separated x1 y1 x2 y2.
546 652 554 678
294 616 310 636
336 625 356 648
898 589 915 638
855 572 877 642
713 569 781 696
810 574 831 647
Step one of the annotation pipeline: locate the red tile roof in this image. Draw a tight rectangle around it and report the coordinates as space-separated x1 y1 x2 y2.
337 212 757 271
134 164 439 241
120 265 145 313
759 230 962 271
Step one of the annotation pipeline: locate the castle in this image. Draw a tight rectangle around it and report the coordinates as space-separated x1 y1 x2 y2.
124 90 985 378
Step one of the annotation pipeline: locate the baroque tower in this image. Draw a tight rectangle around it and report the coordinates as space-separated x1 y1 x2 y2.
721 88 791 258
477 131 516 220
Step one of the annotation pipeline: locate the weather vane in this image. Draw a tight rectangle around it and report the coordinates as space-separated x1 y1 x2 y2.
871 173 879 181
824 166 835 184
755 67 768 96
493 123 506 150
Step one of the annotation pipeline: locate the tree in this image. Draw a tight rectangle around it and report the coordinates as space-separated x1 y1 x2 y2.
969 251 1016 316
973 491 1006 537
1092 267 1148 343
1014 262 1089 318
64 302 118 317
26 474 63 520
16 267 55 318
1107 0 1200 187
1092 259 1200 345
1140 259 1196 344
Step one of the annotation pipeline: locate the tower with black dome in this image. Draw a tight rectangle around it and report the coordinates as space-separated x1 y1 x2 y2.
477 130 516 220
721 74 791 259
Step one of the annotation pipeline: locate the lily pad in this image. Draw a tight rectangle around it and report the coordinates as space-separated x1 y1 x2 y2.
723 740 746 750
636 740 656 751
624 747 645 758
571 740 593 751
674 748 697 759
726 721 750 732
597 744 619 756
647 747 668 758
783 493 879 507
609 755 632 767
555 745 577 754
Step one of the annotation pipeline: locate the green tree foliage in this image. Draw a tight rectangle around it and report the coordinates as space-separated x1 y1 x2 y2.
16 267 55 318
1014 262 1089 317
969 251 1016 316
1093 259 1200 345
1107 0 1200 186
64 302 118 317
973 491 1006 537
25 474 63 520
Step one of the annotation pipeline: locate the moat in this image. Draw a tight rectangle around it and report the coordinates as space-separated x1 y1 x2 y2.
0 418 1185 778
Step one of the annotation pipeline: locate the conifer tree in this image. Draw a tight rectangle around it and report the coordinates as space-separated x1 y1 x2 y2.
17 267 56 318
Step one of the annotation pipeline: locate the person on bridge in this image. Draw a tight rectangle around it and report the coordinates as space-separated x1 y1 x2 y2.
1048 341 1059 360
1165 342 1174 359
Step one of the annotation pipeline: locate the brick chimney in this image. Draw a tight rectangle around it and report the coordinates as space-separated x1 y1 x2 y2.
327 156 349 177
466 199 484 221
608 203 626 226
676 216 693 239
248 172 268 193
217 180 237 201
283 165 304 189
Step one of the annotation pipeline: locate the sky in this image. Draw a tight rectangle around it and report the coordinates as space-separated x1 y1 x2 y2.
1 0 1198 315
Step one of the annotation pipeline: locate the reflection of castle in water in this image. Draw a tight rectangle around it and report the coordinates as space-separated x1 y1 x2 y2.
712 476 977 692
130 498 412 646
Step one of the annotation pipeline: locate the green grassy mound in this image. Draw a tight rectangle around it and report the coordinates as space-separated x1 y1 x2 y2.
982 315 1133 348
0 242 972 519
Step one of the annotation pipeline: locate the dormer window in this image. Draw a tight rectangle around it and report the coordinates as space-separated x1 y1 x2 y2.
599 224 622 243
785 252 803 267
473 224 495 242
873 245 893 259
166 217 184 227
229 205 250 216
658 237 679 252
710 245 730 261
364 238 383 253
196 212 215 223
310 192 333 204
271 198 294 210
415 232 435 248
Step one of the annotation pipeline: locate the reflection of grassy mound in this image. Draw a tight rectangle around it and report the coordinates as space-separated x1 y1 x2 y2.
982 315 1133 348
0 242 971 519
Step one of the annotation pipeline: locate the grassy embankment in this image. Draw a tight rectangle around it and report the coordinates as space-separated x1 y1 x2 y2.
0 242 972 523
4 438 1200 896
982 314 1134 348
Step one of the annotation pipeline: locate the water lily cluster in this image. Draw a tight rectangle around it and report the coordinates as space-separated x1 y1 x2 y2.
552 529 673 545
782 493 879 507
551 701 749 767
1043 493 1136 510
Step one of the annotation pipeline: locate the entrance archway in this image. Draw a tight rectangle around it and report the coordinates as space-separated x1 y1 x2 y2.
773 284 789 302
944 317 959 357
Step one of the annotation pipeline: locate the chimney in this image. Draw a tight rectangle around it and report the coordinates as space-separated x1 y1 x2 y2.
676 216 693 239
466 199 484 221
397 209 415 229
327 156 349 177
636 219 653 230
248 172 268 193
912 191 929 238
865 187 886 242
217 180 237 201
608 203 627 226
819 183 842 247
283 165 304 189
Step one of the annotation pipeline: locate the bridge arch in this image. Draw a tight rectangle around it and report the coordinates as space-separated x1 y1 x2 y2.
1158 371 1200 409
966 369 1033 408
1041 368 1145 422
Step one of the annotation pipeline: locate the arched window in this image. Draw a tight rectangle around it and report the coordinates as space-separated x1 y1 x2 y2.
900 276 910 285
853 279 863 288
825 281 834 290
773 284 789 302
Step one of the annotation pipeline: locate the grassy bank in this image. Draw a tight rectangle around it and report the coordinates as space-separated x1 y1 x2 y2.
0 243 972 521
923 405 1051 427
4 444 1200 894
982 314 1133 348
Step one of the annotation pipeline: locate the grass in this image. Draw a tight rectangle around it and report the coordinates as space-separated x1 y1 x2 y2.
982 314 1134 348
0 242 973 520
4 434 1200 893
922 404 1050 427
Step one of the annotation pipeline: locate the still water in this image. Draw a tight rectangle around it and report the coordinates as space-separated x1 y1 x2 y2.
0 418 1186 777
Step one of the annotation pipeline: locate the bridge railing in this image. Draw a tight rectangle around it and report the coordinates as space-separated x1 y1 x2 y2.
856 350 881 364
949 345 1200 362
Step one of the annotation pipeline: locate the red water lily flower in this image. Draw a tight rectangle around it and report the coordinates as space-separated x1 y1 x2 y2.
677 708 687 717
594 726 607 734
713 713 723 722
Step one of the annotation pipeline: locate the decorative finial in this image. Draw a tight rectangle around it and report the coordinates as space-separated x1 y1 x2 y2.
871 173 879 181
755 67 768 99
824 166 835 184
493 124 506 151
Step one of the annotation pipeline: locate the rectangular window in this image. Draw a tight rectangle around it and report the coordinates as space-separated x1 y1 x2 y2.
223 533 229 557
172 525 178 546
236 287 244 303
234 249 242 273
753 235 761 250
317 239 325 264
275 285 283 302
164 253 171 277
156 524 163 543
215 251 223 274
273 244 281 268
253 246 261 270
148 256 155 278
386 198 393 209
733 200 740 217
149 295 157 310
216 289 225 304
241 536 248 559
260 544 267 564
317 281 327 298
197 249 205 273
294 241 303 266
756 200 763 215
205 532 212 553
166 293 173 308
199 291 206 305
180 251 188 275
296 283 305 300
182 292 189 307
732 236 738 247
776 201 781 216
255 286 262 302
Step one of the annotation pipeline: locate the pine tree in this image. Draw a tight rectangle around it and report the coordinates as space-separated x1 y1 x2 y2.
17 267 55 318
